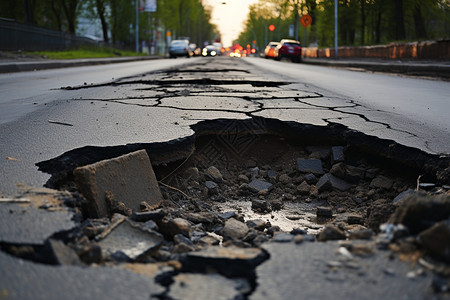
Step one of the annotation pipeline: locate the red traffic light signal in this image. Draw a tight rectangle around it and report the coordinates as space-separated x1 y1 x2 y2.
268 24 275 32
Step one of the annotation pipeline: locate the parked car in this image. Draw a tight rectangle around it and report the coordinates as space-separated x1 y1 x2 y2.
274 39 302 62
168 40 192 58
189 43 201 56
202 45 219 57
212 42 223 55
264 42 280 59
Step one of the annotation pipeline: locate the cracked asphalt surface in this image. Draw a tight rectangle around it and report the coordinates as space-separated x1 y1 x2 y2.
1 57 448 196
1 57 449 299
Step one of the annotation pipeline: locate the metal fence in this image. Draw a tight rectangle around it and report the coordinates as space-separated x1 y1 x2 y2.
0 18 96 51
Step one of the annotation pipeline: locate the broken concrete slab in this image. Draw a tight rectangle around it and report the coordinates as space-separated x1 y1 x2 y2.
46 239 82 266
0 251 165 300
180 246 268 278
251 242 436 300
316 173 352 192
74 150 162 218
167 273 250 300
97 219 163 261
248 179 273 193
331 146 345 163
296 159 324 175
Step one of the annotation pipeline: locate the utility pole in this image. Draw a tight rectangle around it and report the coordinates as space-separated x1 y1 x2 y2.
135 0 139 53
294 0 299 41
334 0 338 59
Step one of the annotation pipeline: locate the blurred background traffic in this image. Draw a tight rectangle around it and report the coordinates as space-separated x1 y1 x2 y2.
1 0 449 60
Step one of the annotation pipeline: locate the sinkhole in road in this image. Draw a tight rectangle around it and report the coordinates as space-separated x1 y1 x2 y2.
37 116 449 236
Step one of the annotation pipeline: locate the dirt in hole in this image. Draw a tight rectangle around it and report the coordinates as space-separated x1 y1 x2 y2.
158 133 416 234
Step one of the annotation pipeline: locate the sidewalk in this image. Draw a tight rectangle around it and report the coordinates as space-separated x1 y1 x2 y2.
302 57 450 79
0 55 162 73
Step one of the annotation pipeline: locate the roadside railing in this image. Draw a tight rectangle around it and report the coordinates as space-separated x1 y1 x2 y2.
0 18 96 51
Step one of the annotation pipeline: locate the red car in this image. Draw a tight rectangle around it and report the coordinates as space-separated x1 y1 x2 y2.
275 39 302 63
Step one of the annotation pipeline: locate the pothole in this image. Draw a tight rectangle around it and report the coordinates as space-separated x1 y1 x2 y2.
37 117 449 235
3 116 448 298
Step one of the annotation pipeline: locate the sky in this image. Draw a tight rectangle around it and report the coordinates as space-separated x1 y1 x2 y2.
204 0 260 47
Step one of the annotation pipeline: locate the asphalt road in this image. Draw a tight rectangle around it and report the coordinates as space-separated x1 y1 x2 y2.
0 56 449 196
0 58 190 125
245 57 450 154
1 56 449 300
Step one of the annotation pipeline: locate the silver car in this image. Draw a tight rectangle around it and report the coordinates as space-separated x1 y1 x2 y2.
169 40 193 58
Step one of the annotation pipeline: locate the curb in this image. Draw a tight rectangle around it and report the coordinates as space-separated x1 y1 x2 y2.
0 56 163 73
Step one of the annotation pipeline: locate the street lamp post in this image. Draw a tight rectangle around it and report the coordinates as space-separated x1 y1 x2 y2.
334 0 338 59
135 0 139 53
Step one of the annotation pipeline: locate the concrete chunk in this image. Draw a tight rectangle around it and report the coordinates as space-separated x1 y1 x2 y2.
74 150 163 218
248 179 273 193
317 174 351 192
180 246 268 278
331 146 345 163
297 159 324 175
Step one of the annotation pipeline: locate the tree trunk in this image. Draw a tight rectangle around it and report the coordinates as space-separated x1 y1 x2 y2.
375 11 381 44
23 0 36 25
413 3 427 39
62 0 78 34
51 0 62 31
360 0 365 45
96 0 109 43
394 0 405 40
110 0 117 44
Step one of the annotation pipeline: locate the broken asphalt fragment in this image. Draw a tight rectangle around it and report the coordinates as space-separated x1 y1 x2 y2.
0 189 77 245
248 179 273 193
316 173 352 192
0 251 165 300
73 149 163 218
180 246 269 278
297 159 324 175
331 146 345 163
97 219 163 261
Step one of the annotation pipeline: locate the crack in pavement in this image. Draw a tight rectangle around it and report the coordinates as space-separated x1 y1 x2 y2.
63 58 423 142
